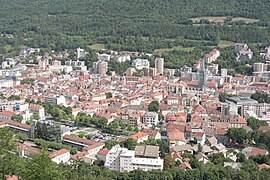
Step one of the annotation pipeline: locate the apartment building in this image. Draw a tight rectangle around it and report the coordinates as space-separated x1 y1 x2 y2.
142 112 159 127
104 145 163 172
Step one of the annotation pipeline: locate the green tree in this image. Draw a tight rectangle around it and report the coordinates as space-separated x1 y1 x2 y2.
105 92 113 99
148 101 160 112
122 138 137 150
163 155 176 169
105 140 119 150
11 114 23 123
247 117 268 130
21 148 62 180
15 133 28 142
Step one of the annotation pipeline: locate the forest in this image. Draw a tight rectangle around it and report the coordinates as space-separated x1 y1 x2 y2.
1 0 270 52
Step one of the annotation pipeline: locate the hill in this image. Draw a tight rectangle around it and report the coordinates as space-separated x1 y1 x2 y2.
0 0 270 52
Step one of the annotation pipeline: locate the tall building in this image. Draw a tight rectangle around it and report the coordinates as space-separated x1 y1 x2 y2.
142 112 159 127
38 59 49 70
253 63 268 72
77 48 85 59
221 68 228 77
104 145 163 172
155 58 164 75
93 61 108 75
198 60 207 91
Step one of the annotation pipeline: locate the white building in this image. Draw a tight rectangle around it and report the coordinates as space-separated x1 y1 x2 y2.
98 54 111 61
113 55 131 63
132 59 150 70
253 63 268 72
49 149 70 164
155 58 164 75
45 95 66 105
0 76 20 88
77 48 85 59
105 145 163 172
143 112 159 127
29 104 45 120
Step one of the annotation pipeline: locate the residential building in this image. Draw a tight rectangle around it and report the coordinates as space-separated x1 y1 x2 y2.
0 76 20 88
45 95 66 105
29 104 45 120
253 63 268 72
155 58 164 75
142 112 159 127
105 145 163 172
49 149 70 164
77 47 85 59
98 53 111 61
132 59 150 70
93 61 108 75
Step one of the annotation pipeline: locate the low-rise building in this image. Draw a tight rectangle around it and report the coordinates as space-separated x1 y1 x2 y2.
142 112 159 127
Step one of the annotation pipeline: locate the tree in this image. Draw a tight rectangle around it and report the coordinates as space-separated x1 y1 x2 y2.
227 128 247 144
163 155 175 169
7 95 20 101
247 117 268 130
0 127 20 178
11 114 23 123
122 138 137 150
33 113 40 120
99 117 108 128
21 148 63 180
105 92 113 99
105 140 119 150
15 133 28 142
148 101 160 112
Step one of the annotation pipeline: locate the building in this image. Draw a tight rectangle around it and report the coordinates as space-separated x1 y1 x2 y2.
29 104 45 120
104 145 163 172
0 110 13 120
38 59 49 70
221 69 228 77
253 63 268 72
93 61 108 75
45 95 66 105
235 43 253 61
260 46 270 60
63 135 104 153
77 47 85 59
142 112 159 127
98 53 111 61
0 76 20 88
65 60 87 71
198 62 207 91
155 58 164 75
132 59 150 70
49 149 70 164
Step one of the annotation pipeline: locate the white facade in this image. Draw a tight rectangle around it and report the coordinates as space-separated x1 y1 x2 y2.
155 58 164 75
51 150 70 164
98 54 111 61
143 112 159 127
105 147 163 172
132 59 150 70
45 95 66 105
77 48 85 59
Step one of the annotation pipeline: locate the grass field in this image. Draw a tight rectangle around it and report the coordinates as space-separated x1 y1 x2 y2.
154 46 195 53
218 40 235 48
191 16 259 23
90 44 106 50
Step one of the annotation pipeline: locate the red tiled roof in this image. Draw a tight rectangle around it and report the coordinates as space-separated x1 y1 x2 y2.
130 132 148 140
63 135 97 146
97 148 109 156
167 129 185 141
179 162 192 170
49 149 69 158
258 163 270 171
0 110 14 117
70 151 89 159
83 142 104 151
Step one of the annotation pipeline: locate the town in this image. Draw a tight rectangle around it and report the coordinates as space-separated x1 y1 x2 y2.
1 42 270 179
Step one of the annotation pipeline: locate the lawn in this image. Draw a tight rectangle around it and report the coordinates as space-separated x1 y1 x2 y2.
154 46 195 53
218 40 235 48
191 16 259 23
90 44 106 50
